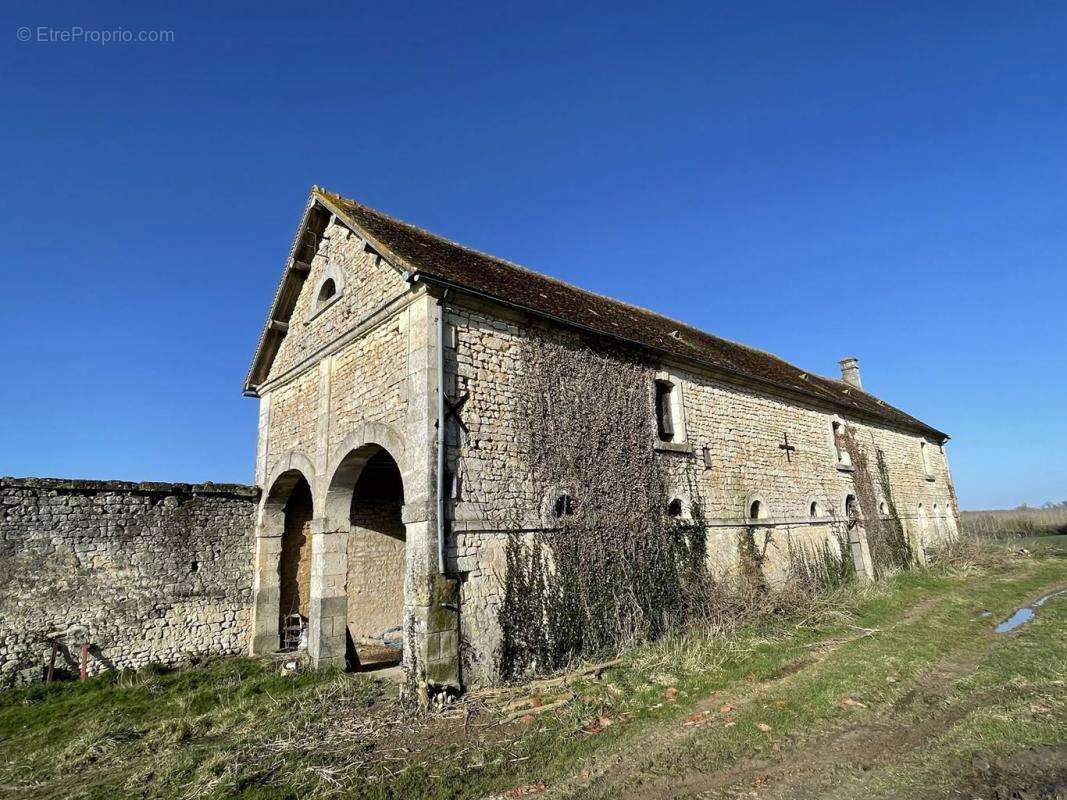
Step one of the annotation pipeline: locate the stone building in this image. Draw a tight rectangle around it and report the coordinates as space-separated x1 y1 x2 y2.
244 186 958 692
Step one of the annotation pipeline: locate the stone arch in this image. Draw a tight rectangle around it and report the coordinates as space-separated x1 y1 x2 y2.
322 424 411 671
311 262 345 317
325 423 410 529
261 451 318 528
808 496 827 518
249 453 317 656
743 492 769 521
844 492 860 521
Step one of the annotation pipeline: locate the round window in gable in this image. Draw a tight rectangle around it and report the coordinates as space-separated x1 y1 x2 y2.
317 278 337 304
553 494 576 518
667 498 683 518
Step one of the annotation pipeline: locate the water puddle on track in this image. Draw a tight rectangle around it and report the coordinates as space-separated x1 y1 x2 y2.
994 589 1067 633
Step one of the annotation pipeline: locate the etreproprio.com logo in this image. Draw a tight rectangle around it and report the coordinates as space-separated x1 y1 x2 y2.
17 26 175 44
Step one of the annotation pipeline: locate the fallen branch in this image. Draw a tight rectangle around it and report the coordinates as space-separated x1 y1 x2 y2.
501 692 574 723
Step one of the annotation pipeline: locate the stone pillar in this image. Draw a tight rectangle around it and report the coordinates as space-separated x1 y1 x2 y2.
249 531 282 655
848 524 875 581
402 510 461 701
307 518 349 668
411 570 461 700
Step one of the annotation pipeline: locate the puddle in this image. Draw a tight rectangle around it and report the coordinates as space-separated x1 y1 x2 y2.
994 589 1067 633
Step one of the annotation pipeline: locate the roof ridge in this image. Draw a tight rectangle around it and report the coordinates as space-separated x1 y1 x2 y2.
294 185 945 439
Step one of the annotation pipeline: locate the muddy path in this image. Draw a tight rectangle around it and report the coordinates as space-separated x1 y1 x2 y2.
542 570 1067 800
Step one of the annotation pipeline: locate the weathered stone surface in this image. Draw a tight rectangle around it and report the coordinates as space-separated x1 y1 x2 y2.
248 210 961 691
0 478 257 686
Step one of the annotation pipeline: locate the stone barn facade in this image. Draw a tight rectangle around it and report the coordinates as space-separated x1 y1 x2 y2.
245 187 959 692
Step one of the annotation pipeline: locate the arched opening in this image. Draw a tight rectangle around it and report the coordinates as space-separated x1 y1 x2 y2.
318 277 337 304
845 494 860 528
809 500 823 518
748 500 763 520
276 474 314 651
337 446 406 669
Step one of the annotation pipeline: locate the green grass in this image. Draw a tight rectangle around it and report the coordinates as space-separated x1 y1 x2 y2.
2 541 1065 800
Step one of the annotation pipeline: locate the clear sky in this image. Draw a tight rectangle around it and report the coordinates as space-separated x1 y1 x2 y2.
1 2 1064 509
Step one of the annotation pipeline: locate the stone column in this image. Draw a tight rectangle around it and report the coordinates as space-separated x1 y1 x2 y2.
249 530 282 655
848 524 875 581
307 518 349 668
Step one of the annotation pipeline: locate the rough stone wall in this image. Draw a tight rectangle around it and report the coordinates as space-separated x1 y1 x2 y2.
270 218 411 377
347 503 405 641
0 478 257 687
248 213 957 691
439 299 959 683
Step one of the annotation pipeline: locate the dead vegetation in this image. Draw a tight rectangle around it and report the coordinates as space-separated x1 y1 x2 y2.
961 505 1067 539
497 336 713 679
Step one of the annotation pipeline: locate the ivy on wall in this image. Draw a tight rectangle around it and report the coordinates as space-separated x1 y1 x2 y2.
841 427 912 575
497 336 712 678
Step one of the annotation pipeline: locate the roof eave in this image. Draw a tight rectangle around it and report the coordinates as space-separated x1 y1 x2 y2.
412 272 949 442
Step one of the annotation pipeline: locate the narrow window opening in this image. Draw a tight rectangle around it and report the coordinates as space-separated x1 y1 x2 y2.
832 421 852 467
809 501 821 518
667 498 683 518
655 380 675 442
748 500 762 520
921 441 934 479
845 494 859 529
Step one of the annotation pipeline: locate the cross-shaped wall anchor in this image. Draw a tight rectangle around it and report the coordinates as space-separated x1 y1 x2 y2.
778 432 797 462
442 391 469 434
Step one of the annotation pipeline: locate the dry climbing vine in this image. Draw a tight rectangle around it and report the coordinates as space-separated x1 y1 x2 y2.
841 427 912 575
497 334 712 678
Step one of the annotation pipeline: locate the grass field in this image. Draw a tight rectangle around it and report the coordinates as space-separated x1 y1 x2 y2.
2 536 1065 799
961 505 1067 539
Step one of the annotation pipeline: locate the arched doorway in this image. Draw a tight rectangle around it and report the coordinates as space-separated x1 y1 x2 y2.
250 463 316 657
326 443 407 670
278 477 313 650
347 448 406 667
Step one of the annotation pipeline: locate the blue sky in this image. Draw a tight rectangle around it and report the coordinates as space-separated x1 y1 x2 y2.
1 1 1064 509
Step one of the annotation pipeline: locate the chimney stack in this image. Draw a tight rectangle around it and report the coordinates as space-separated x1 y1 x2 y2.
839 357 862 389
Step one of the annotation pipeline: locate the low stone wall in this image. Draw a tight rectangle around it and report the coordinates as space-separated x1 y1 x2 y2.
0 477 259 686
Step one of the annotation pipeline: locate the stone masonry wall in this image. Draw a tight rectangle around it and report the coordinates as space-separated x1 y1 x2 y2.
347 502 405 641
250 215 441 683
248 210 958 691
0 477 258 687
440 299 959 683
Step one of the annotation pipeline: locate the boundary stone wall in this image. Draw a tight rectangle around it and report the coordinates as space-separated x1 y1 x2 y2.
0 477 258 687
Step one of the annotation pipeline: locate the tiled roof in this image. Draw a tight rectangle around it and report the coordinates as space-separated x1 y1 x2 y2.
260 187 947 440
